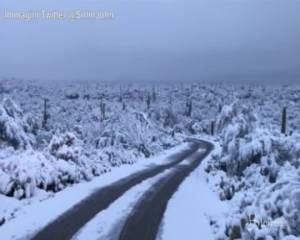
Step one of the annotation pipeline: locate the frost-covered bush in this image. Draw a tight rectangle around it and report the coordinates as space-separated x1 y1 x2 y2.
150 107 178 128
215 102 264 176
0 98 34 149
48 131 112 181
49 132 81 163
0 151 56 199
0 169 14 196
95 110 178 164
0 88 181 201
0 147 111 199
207 102 300 239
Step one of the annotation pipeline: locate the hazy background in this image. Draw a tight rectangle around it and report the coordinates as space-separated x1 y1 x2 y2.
0 0 300 83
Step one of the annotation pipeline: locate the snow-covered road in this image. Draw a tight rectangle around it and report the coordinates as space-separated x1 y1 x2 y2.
117 147 211 240
32 139 212 240
73 143 226 240
0 139 216 240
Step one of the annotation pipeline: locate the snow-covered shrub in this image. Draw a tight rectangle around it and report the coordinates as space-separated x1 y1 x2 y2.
214 102 264 176
216 102 239 133
0 98 34 149
0 169 14 196
0 151 55 199
217 102 258 140
0 128 113 199
207 102 300 239
95 110 178 165
0 147 111 199
49 132 81 163
65 92 80 100
115 112 154 156
155 107 178 128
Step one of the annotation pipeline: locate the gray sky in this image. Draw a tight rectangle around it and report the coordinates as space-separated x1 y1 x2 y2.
0 0 300 82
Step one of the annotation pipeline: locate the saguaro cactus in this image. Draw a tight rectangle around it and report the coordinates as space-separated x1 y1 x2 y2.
119 85 122 102
152 87 156 102
147 93 151 111
186 95 189 108
211 121 215 136
42 98 49 129
281 107 287 135
218 104 222 113
100 97 106 121
187 98 192 117
169 94 173 107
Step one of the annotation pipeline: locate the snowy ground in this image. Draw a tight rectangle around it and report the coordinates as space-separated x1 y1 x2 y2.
0 143 189 240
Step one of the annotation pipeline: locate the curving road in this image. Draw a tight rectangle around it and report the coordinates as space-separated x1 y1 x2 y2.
32 139 213 240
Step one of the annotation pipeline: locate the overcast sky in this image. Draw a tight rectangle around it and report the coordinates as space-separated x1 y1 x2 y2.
0 0 300 82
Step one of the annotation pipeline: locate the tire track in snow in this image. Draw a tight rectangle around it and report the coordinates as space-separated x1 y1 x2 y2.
72 169 174 240
118 142 213 240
